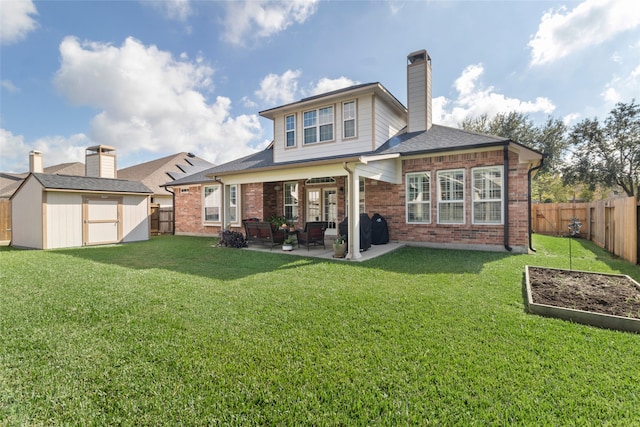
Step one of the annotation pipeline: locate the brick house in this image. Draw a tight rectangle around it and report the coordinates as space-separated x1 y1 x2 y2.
165 49 543 259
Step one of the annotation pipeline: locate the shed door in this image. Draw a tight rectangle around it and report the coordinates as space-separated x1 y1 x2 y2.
83 197 122 245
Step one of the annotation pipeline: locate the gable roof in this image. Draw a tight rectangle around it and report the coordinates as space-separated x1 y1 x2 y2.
165 124 542 184
18 173 153 196
375 125 510 155
118 152 214 196
0 162 85 198
259 82 406 119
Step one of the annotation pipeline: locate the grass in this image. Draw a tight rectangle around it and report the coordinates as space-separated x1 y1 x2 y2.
1 235 639 425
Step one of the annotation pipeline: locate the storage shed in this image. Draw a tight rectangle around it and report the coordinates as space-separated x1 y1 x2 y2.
10 173 152 249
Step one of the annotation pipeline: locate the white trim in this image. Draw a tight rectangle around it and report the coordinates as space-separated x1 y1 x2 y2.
437 168 465 225
406 171 431 224
471 166 503 225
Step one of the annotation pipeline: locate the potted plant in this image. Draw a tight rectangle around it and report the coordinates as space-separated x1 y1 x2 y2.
333 235 347 258
267 214 288 231
282 235 296 251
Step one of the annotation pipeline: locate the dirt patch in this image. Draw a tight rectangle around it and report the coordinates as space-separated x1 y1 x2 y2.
528 267 640 319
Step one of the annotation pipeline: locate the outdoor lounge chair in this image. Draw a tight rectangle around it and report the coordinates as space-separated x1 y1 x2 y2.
297 221 328 250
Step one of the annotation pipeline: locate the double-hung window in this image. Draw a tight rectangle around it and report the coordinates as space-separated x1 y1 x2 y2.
437 169 465 224
227 184 238 223
303 106 334 144
406 172 431 223
204 185 221 222
343 100 356 139
472 167 503 224
284 182 299 221
285 114 295 147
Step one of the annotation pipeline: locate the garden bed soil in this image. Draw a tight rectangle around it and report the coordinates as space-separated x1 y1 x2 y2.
527 267 640 319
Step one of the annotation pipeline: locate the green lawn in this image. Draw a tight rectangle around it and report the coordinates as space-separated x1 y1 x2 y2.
1 235 639 426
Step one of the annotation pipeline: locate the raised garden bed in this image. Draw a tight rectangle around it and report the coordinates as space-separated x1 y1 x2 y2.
525 266 640 333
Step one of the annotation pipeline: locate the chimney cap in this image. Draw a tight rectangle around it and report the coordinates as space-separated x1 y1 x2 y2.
30 150 42 154
408 49 430 64
86 145 116 154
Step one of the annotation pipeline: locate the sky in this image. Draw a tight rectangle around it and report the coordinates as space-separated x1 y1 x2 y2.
1 0 639 173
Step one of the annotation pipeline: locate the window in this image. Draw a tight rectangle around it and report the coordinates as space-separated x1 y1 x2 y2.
406 172 431 223
303 106 334 144
227 184 238 223
285 114 295 147
203 185 221 222
437 169 465 224
343 100 356 138
284 182 299 221
472 167 503 224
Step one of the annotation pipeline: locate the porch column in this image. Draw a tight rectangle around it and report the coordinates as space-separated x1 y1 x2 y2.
346 168 362 260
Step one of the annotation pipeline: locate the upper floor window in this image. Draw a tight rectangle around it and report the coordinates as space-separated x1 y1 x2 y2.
343 100 356 139
285 114 295 147
203 185 221 222
303 106 334 144
406 172 431 223
437 169 465 224
472 167 503 224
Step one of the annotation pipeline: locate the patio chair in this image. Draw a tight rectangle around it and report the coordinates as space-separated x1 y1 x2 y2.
298 221 328 250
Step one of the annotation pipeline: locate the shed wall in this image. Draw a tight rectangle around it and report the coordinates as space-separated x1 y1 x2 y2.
122 195 150 242
46 192 83 249
11 177 44 249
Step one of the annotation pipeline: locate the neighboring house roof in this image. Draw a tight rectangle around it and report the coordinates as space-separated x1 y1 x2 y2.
11 173 152 199
0 162 85 198
165 124 541 185
118 152 214 197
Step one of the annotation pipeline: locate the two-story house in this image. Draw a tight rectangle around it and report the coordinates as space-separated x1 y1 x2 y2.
166 49 543 258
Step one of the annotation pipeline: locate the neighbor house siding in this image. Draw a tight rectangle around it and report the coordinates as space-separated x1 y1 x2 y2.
364 149 530 251
46 192 83 249
11 176 44 249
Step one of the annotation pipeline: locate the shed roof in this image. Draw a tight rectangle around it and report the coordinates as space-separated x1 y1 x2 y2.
30 173 152 194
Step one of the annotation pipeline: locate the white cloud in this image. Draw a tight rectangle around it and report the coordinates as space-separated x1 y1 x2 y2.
0 0 38 45
0 128 29 172
529 0 640 66
433 64 556 127
159 0 192 21
53 36 261 166
1 79 19 93
222 0 319 46
562 113 581 125
601 63 640 104
255 69 301 105
308 77 358 96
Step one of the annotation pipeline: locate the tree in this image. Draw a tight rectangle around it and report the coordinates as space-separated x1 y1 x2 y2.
564 100 640 197
461 112 568 174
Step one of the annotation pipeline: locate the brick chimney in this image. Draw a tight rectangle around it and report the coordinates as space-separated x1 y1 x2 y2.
407 49 433 133
85 145 117 178
29 150 43 173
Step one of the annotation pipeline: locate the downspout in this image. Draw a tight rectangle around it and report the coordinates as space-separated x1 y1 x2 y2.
527 156 544 253
503 144 512 252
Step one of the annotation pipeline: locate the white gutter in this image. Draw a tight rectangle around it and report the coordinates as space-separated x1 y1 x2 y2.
358 153 400 164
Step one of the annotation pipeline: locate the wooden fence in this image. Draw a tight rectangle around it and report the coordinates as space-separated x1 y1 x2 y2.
532 196 638 265
150 205 174 235
0 199 10 242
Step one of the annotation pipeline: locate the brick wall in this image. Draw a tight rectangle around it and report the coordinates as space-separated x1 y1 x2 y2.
173 185 219 236
365 149 530 251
